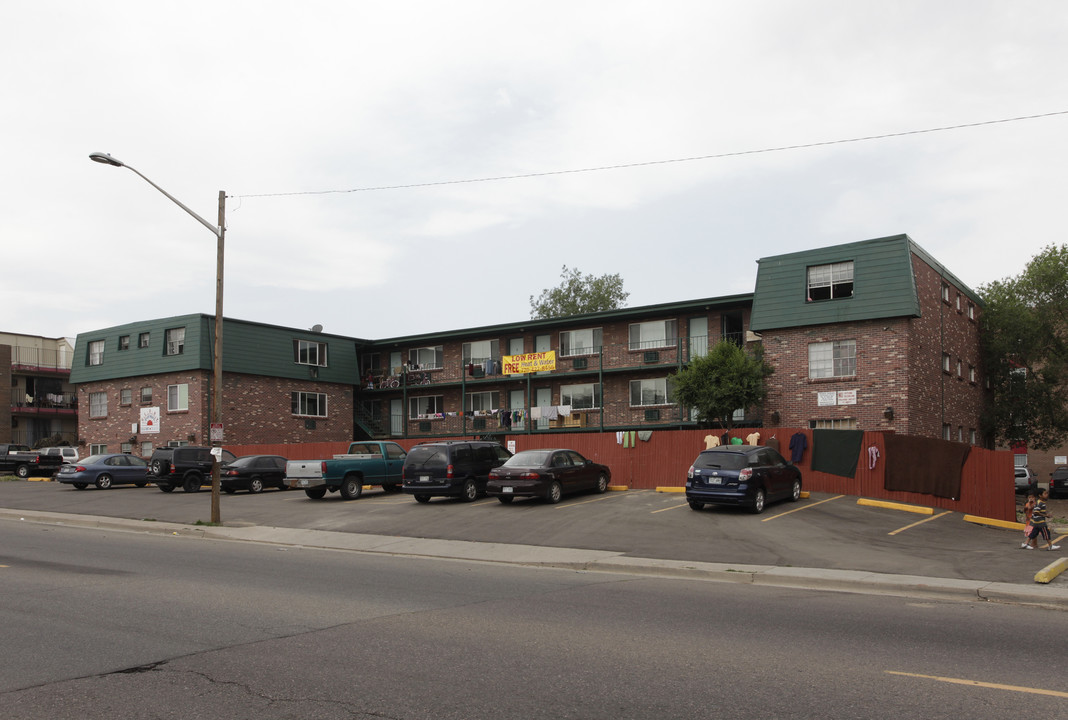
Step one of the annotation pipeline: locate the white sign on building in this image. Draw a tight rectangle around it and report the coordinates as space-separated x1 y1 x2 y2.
140 407 160 434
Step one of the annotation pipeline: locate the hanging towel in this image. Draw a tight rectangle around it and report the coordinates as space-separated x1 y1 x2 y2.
867 445 879 470
788 432 807 463
637 430 653 442
623 432 630 449
558 405 572 417
884 435 969 498
616 431 624 445
811 429 863 479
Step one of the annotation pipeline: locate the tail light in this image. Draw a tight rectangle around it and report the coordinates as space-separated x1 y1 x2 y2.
446 463 454 479
519 472 541 480
74 465 87 472
739 467 753 482
687 466 695 479
321 461 328 473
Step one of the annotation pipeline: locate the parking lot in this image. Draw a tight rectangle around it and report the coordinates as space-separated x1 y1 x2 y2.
1 478 1065 586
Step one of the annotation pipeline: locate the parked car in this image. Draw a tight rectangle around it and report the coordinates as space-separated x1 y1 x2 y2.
55 453 150 490
148 446 237 493
685 445 802 514
1051 467 1068 499
41 446 80 464
220 455 288 494
486 448 611 504
401 440 512 502
1014 467 1038 493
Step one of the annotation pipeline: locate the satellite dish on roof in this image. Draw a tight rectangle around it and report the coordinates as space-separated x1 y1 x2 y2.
311 324 323 333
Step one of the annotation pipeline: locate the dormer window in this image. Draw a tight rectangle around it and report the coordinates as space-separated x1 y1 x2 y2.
807 261 853 301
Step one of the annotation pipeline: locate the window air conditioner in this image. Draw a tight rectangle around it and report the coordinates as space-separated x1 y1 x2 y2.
643 351 660 363
644 409 660 421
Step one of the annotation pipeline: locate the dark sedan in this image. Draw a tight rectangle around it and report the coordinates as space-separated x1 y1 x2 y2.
220 455 288 494
486 449 611 504
55 453 151 490
685 445 802 514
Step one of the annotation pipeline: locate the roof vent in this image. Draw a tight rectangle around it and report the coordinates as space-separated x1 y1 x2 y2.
310 324 323 333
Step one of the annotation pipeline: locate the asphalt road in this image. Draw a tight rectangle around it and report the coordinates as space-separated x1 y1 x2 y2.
3 518 1068 720
1 478 1065 587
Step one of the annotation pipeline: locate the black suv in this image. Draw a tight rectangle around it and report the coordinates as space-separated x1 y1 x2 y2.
401 441 512 503
148 446 237 493
1051 467 1068 499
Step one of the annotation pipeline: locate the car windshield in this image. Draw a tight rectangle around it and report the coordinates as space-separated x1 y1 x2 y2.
406 447 448 466
504 450 553 467
694 452 748 471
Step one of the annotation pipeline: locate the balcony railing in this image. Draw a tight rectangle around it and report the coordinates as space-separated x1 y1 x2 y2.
10 346 72 373
12 392 78 413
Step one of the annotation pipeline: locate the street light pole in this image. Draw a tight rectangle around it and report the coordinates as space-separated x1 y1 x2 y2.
89 152 226 524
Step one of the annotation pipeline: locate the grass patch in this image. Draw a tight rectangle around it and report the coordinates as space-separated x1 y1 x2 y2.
193 520 222 527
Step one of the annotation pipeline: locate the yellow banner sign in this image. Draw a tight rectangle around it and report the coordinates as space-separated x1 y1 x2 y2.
502 351 556 374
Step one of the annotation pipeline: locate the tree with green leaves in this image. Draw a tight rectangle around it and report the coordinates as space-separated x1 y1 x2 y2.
979 244 1068 451
529 265 629 319
670 341 774 430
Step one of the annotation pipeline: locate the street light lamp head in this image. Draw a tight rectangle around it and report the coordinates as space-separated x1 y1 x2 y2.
89 152 125 167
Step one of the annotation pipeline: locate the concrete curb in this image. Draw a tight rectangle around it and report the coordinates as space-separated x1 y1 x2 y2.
4 508 1068 610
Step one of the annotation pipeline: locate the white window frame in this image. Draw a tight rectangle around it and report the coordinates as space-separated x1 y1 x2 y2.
138 332 150 348
295 339 328 367
120 388 132 406
89 391 107 418
561 383 601 410
118 335 130 351
88 340 104 366
808 340 856 379
140 387 152 404
408 346 443 370
466 391 499 413
409 395 443 419
809 418 858 430
560 328 603 357
89 443 107 455
628 320 678 351
942 353 951 373
629 378 670 406
167 384 189 412
969 365 977 383
462 339 500 365
292 391 328 417
806 261 854 301
140 441 153 456
165 327 185 356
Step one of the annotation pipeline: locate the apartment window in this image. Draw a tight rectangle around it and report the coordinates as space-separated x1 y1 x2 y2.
138 332 150 348
630 378 669 406
408 346 443 370
89 443 107 455
809 418 858 430
808 340 856 379
120 388 132 406
120 442 133 454
88 340 104 366
806 261 853 301
409 395 443 419
291 391 327 417
89 391 107 418
628 320 678 351
167 384 188 412
140 441 153 457
294 339 328 367
969 365 977 384
466 391 500 412
462 339 500 365
955 293 962 313
561 383 601 410
943 424 952 440
942 353 951 373
118 335 130 351
969 429 977 445
140 387 153 404
164 327 185 356
560 328 603 357
967 302 976 321
956 359 962 378
958 426 964 442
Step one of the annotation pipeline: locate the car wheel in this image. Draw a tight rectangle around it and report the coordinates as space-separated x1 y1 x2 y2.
339 476 363 500
182 475 202 493
304 487 327 499
95 474 113 490
248 477 264 494
497 495 514 504
73 483 88 490
135 482 148 488
596 473 609 493
15 464 30 479
546 481 562 504
751 488 766 514
414 494 431 504
158 484 174 493
687 499 704 511
789 479 801 502
461 479 477 502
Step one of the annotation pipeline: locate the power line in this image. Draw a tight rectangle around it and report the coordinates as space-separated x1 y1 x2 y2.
236 110 1068 199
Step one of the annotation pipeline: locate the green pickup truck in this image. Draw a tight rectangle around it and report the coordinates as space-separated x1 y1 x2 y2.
284 441 407 500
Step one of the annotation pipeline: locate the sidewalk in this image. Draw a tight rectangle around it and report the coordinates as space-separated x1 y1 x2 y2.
4 507 1067 611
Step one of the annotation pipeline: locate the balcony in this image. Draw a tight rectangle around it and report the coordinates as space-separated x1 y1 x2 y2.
10 346 72 375
12 392 77 416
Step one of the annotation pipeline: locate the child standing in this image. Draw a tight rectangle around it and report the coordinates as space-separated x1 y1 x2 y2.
1025 489 1061 551
1021 492 1036 549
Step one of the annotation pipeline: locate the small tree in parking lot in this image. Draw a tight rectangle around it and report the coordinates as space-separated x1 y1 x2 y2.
670 341 773 430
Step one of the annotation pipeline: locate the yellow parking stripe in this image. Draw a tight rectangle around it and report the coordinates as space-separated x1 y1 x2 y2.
888 511 953 536
886 671 1068 698
761 494 844 521
651 503 689 514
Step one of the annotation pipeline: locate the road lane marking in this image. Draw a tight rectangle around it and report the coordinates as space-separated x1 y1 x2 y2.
888 510 953 536
651 503 689 514
886 671 1068 698
761 494 845 521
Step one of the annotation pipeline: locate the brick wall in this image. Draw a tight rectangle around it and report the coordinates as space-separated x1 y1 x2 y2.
0 345 11 442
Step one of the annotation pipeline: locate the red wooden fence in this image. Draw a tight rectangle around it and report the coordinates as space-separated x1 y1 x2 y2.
228 427 1016 522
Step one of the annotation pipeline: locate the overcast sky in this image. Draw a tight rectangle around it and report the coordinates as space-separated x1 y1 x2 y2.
5 2 1067 342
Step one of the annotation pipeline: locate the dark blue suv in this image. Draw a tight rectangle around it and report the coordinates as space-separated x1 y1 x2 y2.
685 445 802 514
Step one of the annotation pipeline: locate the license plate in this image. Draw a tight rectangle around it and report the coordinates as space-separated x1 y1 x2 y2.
298 478 310 487
707 477 722 485
419 475 430 482
502 487 513 493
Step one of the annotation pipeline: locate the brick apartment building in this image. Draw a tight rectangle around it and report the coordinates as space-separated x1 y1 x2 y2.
1 333 78 447
67 234 1003 459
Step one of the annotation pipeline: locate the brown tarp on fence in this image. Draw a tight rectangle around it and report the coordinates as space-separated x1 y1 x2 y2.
883 433 970 499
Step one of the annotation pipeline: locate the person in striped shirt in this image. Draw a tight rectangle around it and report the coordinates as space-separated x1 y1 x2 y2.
1024 489 1060 551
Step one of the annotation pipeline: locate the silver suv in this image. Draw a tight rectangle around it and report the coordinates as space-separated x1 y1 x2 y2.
1014 467 1037 493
